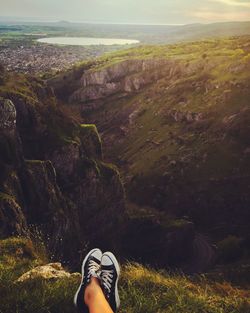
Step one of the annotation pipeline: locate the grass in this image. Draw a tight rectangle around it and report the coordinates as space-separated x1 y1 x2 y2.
81 36 250 72
76 36 250 214
120 263 250 313
0 71 102 156
0 237 249 313
50 35 250 261
1 35 250 312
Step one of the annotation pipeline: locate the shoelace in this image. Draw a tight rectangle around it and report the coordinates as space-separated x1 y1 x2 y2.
86 259 100 283
101 269 114 296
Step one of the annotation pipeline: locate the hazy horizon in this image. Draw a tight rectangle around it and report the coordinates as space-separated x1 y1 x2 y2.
1 15 250 26
0 0 250 25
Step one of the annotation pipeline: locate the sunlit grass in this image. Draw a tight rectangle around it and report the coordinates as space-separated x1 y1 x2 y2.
0 238 249 313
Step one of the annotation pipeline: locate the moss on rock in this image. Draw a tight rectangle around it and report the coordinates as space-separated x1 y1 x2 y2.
79 124 102 159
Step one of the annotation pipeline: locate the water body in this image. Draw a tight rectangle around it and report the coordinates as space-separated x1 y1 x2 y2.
37 37 139 46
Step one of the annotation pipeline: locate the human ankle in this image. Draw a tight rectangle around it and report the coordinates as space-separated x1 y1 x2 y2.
84 277 101 304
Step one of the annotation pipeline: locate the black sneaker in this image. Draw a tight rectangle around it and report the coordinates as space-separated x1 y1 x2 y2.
100 252 120 312
74 248 102 313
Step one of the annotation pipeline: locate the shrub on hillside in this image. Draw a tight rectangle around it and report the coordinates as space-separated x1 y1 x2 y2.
217 235 244 263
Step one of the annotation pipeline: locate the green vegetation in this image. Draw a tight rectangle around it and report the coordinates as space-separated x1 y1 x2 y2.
85 36 250 72
79 35 250 184
1 31 250 312
217 236 244 263
0 70 106 155
121 263 250 313
60 35 250 261
79 124 102 158
0 237 249 313
77 36 250 209
0 237 77 313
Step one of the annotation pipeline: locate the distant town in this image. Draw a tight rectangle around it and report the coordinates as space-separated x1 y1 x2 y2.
0 43 119 74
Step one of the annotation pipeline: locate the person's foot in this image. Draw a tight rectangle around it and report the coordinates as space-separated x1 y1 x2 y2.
100 252 120 313
74 248 102 313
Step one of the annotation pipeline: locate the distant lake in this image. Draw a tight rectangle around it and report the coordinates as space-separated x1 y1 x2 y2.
37 37 139 46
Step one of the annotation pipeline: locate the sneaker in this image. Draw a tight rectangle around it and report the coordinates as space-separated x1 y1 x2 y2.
100 252 120 312
74 248 102 313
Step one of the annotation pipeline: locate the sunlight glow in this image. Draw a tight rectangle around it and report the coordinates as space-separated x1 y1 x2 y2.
210 0 250 7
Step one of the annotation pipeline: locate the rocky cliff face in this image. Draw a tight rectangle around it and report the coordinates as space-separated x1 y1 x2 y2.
0 74 125 265
69 59 182 104
51 37 250 261
0 70 197 270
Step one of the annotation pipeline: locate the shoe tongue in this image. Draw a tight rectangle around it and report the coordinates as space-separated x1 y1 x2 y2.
89 269 98 278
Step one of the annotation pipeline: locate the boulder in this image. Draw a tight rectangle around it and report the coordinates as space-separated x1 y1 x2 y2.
16 263 81 282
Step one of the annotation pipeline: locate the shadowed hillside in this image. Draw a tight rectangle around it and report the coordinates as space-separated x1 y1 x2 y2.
0 69 125 266
51 35 250 267
0 63 198 271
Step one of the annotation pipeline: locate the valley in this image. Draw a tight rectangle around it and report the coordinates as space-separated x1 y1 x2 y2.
51 35 250 270
0 19 250 313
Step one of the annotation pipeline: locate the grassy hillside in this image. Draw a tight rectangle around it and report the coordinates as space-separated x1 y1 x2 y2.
61 36 250 243
1 237 249 313
63 36 250 180
48 35 250 270
1 21 250 46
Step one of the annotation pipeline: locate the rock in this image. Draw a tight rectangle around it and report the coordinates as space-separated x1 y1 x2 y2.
16 263 80 282
0 98 16 131
0 193 27 237
70 59 182 103
0 90 125 265
222 114 238 125
47 142 80 185
169 110 203 123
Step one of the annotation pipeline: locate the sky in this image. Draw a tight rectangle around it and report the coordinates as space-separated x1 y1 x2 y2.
0 0 250 24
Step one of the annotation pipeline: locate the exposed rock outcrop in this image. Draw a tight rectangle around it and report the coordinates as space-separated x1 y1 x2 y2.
16 263 81 282
0 98 16 131
69 59 181 103
0 193 27 237
0 68 198 269
0 76 126 266
168 110 203 123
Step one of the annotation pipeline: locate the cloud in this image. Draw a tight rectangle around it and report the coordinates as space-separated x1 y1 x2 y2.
0 0 250 24
209 0 250 7
192 9 250 21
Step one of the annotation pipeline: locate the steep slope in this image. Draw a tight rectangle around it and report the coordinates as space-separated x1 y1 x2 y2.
0 68 196 269
52 36 250 259
0 70 125 265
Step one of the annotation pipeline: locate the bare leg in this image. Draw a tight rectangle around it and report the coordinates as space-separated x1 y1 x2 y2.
84 277 114 313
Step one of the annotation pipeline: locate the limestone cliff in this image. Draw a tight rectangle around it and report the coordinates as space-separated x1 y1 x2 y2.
0 70 196 269
52 59 183 105
0 74 125 265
